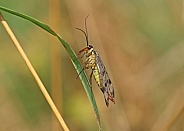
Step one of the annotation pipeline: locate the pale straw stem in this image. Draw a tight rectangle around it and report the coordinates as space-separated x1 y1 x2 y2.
0 12 69 131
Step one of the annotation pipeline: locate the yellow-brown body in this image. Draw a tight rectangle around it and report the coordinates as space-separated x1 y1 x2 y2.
76 14 114 107
78 45 115 106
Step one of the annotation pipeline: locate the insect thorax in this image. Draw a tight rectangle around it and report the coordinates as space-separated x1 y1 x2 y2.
84 48 96 68
86 49 101 86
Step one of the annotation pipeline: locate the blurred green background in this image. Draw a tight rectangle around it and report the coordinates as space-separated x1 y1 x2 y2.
0 0 184 131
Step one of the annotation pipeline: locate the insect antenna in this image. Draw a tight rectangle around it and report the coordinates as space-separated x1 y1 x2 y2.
76 14 89 46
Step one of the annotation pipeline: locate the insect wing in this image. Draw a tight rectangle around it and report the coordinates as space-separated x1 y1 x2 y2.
94 51 115 106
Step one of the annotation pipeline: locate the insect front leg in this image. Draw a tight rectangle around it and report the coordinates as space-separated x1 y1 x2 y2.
76 59 91 79
78 51 86 59
74 52 86 62
89 71 93 86
76 66 85 79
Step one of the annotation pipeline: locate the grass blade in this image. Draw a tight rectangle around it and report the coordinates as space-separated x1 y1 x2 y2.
0 6 101 130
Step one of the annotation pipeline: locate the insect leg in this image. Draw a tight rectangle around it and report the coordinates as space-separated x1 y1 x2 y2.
78 51 86 58
76 66 85 79
89 71 93 86
76 58 91 79
74 52 86 62
89 71 93 93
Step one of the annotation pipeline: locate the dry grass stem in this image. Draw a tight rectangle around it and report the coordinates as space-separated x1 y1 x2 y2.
163 105 184 131
151 87 184 131
48 0 63 130
0 12 69 131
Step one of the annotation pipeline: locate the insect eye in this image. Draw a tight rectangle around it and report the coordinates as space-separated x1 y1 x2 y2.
88 45 93 49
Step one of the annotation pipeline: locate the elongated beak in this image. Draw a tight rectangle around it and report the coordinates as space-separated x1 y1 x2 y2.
78 47 89 55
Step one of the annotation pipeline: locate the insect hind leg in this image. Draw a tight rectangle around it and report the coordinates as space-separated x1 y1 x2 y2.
89 71 94 93
76 63 91 79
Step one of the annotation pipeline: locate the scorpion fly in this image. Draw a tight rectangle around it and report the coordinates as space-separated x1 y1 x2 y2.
76 15 115 107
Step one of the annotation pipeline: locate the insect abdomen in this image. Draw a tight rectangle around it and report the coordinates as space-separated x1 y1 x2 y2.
92 66 101 87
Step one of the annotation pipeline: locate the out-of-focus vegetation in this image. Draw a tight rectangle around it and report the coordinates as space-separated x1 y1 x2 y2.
0 0 184 131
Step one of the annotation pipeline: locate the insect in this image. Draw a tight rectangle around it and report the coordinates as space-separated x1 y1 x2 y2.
76 15 115 107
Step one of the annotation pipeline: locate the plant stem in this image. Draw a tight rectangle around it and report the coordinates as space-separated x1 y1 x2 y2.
0 12 69 131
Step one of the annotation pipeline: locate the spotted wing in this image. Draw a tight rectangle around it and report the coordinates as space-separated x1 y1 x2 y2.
94 51 115 107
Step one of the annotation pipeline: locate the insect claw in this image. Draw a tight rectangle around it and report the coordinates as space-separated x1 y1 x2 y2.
76 75 79 79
